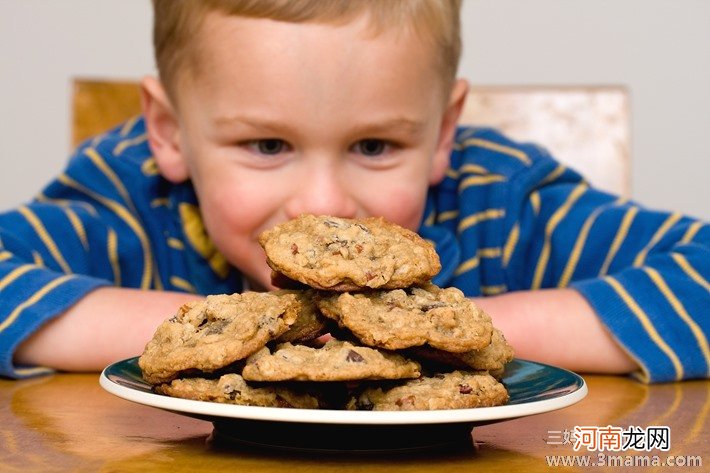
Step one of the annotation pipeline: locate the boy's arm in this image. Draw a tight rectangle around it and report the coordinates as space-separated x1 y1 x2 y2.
497 154 709 382
0 182 170 377
13 287 201 372
0 208 191 377
0 119 200 378
473 288 638 374
444 129 708 382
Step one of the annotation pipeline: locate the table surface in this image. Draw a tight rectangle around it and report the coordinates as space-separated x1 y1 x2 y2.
1 371 707 472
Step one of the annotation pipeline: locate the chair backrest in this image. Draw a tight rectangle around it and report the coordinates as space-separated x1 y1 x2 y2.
72 79 630 196
460 86 630 196
72 79 142 148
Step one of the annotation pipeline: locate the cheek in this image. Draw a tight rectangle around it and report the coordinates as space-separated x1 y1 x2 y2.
360 180 429 231
193 166 283 226
196 189 274 286
192 177 279 252
199 197 252 254
348 158 433 231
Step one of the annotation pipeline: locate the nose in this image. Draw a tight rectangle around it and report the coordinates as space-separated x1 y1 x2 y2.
283 161 358 219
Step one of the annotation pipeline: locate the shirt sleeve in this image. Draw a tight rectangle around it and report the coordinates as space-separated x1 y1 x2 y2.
0 203 112 378
0 133 156 379
502 153 710 382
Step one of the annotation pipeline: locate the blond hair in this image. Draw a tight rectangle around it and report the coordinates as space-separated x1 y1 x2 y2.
151 0 462 99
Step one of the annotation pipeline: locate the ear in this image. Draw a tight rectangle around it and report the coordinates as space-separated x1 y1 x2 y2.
429 78 469 185
140 76 190 183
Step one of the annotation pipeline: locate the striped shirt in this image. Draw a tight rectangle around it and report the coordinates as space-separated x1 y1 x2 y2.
0 119 707 382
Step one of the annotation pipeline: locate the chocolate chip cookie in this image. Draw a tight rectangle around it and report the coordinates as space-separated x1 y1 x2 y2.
259 214 441 291
316 284 493 353
347 370 508 411
273 290 330 343
406 328 514 376
241 340 421 382
155 373 322 408
139 291 300 385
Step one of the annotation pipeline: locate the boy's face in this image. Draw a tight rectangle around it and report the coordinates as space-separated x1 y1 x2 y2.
147 12 466 290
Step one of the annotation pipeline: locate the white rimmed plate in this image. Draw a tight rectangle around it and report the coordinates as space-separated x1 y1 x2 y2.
100 357 586 451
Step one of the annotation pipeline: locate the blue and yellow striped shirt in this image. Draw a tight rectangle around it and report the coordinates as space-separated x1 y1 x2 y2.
0 119 707 382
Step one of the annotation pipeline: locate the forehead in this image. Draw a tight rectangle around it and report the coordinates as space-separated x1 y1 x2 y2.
176 12 447 108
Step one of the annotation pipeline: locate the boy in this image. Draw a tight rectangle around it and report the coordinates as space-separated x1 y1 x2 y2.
1 0 707 382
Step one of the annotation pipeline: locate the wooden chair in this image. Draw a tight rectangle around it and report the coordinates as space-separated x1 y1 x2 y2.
72 79 630 196
461 86 630 197
72 79 143 148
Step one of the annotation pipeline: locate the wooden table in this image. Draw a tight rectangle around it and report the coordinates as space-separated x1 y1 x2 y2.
1 373 707 472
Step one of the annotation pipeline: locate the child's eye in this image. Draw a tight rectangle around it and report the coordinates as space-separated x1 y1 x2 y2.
247 139 289 155
352 139 389 157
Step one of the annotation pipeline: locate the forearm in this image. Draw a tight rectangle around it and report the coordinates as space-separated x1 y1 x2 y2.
474 288 638 374
13 285 639 375
14 287 202 372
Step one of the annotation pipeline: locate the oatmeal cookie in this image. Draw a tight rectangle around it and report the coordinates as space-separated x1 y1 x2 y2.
347 371 508 411
316 284 493 353
139 291 300 385
241 340 421 382
273 290 330 343
407 328 514 376
155 373 321 408
259 214 441 291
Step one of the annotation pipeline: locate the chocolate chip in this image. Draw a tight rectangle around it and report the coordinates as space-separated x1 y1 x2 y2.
204 319 229 335
324 220 346 228
275 395 293 408
395 395 416 407
354 223 371 234
358 397 374 410
420 302 446 311
459 384 473 394
291 243 299 255
346 350 365 363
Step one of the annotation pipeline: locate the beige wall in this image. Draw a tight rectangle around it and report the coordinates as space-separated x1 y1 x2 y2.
1 0 708 219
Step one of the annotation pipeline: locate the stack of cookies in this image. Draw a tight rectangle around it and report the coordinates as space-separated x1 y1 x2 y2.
138 214 513 410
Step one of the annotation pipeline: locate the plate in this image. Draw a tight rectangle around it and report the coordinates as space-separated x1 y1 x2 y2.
100 358 587 451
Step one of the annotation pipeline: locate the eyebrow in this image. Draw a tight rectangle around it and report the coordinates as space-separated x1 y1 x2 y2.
348 118 427 137
214 114 427 137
